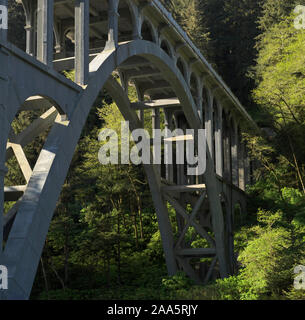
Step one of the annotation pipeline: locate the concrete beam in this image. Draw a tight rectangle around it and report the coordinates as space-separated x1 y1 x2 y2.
124 68 161 80
20 96 53 111
53 53 98 71
164 134 193 142
7 143 32 183
162 184 206 193
4 186 26 201
138 80 171 94
131 98 180 110
6 107 58 162
176 248 216 257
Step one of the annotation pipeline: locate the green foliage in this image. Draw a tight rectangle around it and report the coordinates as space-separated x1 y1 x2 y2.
167 0 210 56
238 224 293 298
162 271 194 291
199 0 261 107
257 0 301 32
38 288 104 300
8 0 26 50
284 288 305 300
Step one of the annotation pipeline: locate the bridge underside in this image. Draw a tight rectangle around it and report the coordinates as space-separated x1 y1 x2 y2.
0 0 258 299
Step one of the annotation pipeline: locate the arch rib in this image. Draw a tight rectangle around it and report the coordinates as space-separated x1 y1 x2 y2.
2 40 228 299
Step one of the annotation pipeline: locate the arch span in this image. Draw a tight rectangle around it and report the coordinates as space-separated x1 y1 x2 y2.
2 40 228 299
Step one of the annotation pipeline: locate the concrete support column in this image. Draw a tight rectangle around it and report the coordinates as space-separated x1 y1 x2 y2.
37 0 53 66
75 0 89 85
0 0 8 43
25 22 35 56
205 92 214 167
222 115 231 182
137 109 144 127
231 120 239 186
197 96 203 124
244 150 251 187
152 108 161 180
143 164 178 276
23 0 36 55
238 140 246 191
135 86 145 127
54 22 63 56
132 21 141 40
104 0 119 51
215 104 223 177
164 109 174 183
177 115 186 185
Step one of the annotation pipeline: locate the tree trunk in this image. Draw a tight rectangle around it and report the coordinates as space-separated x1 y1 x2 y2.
40 257 49 299
64 224 69 285
117 210 121 284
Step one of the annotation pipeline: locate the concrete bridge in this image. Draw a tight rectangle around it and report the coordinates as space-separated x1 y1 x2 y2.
0 0 259 299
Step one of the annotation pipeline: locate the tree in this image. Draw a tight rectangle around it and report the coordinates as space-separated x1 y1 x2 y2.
257 0 298 32
166 0 210 57
251 12 305 193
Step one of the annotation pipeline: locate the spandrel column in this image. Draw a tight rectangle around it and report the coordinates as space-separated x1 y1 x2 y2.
37 0 53 66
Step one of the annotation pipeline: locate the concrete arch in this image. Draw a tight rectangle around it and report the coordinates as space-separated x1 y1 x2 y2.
140 18 158 43
160 38 174 58
88 40 202 127
23 95 63 114
118 0 137 43
190 72 200 108
2 52 81 125
3 40 212 298
176 56 188 83
4 79 78 131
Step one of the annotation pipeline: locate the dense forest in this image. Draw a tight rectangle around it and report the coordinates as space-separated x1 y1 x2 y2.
5 0 305 300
